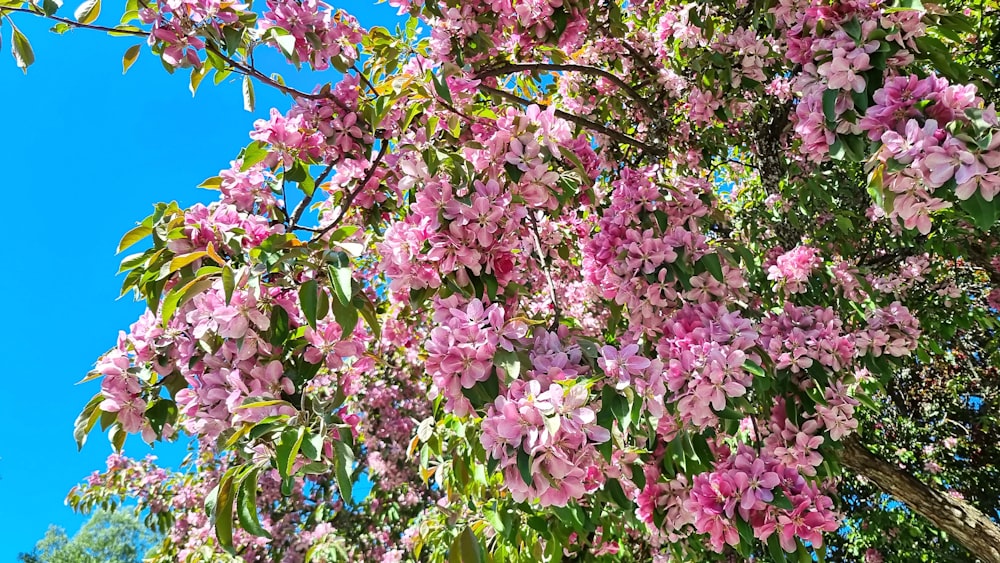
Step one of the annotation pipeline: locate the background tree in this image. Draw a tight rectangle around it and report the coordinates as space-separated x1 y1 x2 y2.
17 509 160 563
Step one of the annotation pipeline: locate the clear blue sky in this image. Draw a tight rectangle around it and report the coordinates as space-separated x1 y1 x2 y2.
0 3 397 558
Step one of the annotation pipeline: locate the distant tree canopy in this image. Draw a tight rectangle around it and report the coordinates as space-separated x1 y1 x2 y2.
18 509 159 563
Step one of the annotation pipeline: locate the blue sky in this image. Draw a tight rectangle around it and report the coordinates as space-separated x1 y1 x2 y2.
0 3 397 558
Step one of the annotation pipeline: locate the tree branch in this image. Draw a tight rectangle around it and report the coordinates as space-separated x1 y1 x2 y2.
2 5 147 36
477 84 668 157
841 435 1000 563
311 142 389 238
527 212 561 329
476 62 659 119
289 162 336 228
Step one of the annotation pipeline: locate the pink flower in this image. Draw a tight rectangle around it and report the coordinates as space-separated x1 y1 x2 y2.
599 344 651 389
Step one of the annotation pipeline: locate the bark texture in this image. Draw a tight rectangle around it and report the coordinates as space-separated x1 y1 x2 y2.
841 436 1000 563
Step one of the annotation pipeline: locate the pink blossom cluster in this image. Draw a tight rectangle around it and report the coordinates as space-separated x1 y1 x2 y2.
636 473 694 542
250 80 369 170
481 379 609 506
766 245 822 294
867 77 1000 232
814 382 860 441
656 304 760 427
583 167 744 334
685 444 839 553
759 304 856 374
776 0 1000 230
424 296 525 416
423 0 588 64
97 334 148 434
259 0 364 71
165 201 282 255
380 105 592 301
778 0 924 159
219 161 278 214
854 301 921 357
139 0 246 68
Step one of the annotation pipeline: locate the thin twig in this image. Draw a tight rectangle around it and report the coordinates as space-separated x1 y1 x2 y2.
2 5 147 36
4 5 345 106
353 65 379 97
313 142 390 238
475 62 658 119
478 84 668 156
290 162 336 227
528 212 562 329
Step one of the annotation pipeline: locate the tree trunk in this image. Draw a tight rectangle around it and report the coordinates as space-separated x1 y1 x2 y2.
840 436 1000 563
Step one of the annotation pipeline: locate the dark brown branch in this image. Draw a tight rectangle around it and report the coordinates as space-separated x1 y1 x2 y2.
476 62 658 119
289 162 336 227
2 5 147 36
203 43 341 106
477 84 668 157
620 40 662 81
4 5 342 105
841 435 1000 563
311 142 390 238
527 212 561 329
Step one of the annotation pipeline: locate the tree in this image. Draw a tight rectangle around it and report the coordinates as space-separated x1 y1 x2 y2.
5 0 1000 560
18 509 160 563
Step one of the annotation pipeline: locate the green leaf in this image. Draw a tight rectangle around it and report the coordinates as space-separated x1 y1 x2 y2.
236 468 271 538
699 253 725 282
73 393 104 451
822 89 838 123
273 33 297 60
214 467 238 554
11 26 35 73
168 250 208 273
275 426 305 479
327 252 352 306
771 488 795 510
122 44 141 74
145 399 177 438
222 265 236 305
829 138 846 160
958 191 1000 230
768 532 787 562
299 279 320 329
333 439 355 502
432 72 453 105
242 75 255 112
605 478 632 508
299 431 324 461
551 7 569 38
331 296 358 337
493 349 521 382
353 292 381 341
449 527 484 563
73 0 100 24
117 224 152 254
240 141 269 171
516 449 533 487
160 275 215 327
41 0 60 16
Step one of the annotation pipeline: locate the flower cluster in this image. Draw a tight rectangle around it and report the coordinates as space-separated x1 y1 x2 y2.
855 301 921 358
685 444 838 553
767 245 822 294
140 0 246 68
657 304 760 427
759 304 856 374
250 77 369 170
259 0 364 71
424 296 525 415
481 379 609 506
